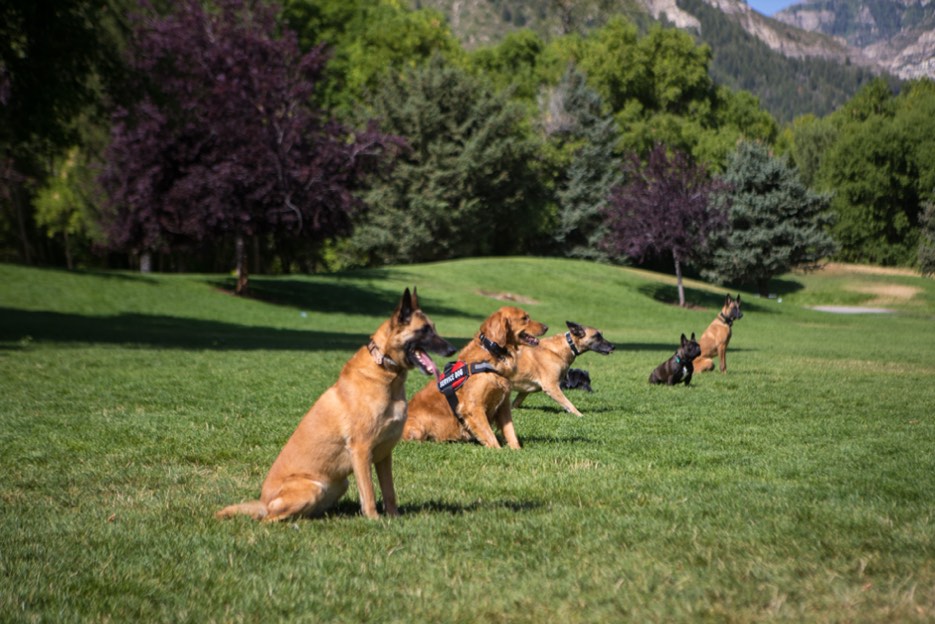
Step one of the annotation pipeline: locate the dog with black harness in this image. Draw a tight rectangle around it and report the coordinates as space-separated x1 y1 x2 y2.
649 333 701 386
404 306 548 449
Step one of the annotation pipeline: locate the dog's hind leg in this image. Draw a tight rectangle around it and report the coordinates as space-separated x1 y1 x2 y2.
264 476 348 522
459 404 502 448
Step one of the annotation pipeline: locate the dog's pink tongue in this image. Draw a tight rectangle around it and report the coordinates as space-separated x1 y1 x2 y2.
416 351 439 377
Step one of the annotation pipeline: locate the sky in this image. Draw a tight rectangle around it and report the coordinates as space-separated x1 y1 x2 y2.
745 0 801 16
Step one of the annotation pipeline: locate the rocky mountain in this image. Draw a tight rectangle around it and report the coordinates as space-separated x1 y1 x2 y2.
773 0 935 79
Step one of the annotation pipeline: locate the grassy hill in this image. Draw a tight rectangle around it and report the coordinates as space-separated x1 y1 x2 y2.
2 258 934 621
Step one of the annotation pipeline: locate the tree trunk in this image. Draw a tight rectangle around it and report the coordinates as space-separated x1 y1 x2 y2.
140 251 152 273
12 183 34 265
674 252 686 307
235 234 249 295
757 277 769 298
64 231 73 271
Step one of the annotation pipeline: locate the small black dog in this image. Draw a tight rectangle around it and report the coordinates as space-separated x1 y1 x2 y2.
649 333 701 386
560 368 592 392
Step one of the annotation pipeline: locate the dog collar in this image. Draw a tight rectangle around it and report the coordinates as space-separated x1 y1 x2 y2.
478 333 509 360
564 332 580 357
368 339 400 371
718 312 734 327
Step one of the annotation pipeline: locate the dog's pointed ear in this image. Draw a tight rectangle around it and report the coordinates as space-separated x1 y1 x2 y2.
396 288 414 325
680 333 687 345
736 294 741 303
690 332 696 341
411 287 420 310
566 321 586 338
725 294 733 305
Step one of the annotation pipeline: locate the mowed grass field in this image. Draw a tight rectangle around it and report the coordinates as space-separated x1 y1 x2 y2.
1 257 934 622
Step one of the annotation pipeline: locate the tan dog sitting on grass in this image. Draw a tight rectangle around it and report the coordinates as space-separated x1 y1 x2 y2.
693 294 743 373
216 288 454 521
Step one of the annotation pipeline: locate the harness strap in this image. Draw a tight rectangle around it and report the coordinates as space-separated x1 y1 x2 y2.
565 331 580 357
478 333 509 360
718 312 734 327
437 360 499 423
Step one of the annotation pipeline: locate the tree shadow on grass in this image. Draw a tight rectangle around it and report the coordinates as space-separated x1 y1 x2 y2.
0 307 485 353
0 307 368 351
637 283 779 314
210 273 481 321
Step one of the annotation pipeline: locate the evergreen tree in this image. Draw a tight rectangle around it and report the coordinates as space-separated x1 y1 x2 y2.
704 141 837 296
546 67 622 260
349 56 545 265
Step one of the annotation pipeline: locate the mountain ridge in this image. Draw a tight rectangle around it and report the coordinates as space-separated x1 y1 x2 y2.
773 0 935 78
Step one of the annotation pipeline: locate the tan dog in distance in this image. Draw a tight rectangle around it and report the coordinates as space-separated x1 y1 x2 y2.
511 321 614 417
693 294 743 373
403 306 547 449
216 288 454 521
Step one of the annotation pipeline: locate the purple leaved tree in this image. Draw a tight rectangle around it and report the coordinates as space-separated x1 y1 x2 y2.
100 0 400 293
602 144 728 307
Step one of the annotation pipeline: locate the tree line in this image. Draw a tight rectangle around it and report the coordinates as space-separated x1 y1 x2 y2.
2 0 933 298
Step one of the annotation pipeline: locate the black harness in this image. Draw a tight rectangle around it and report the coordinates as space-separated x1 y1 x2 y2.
718 312 734 327
565 331 580 356
437 334 505 421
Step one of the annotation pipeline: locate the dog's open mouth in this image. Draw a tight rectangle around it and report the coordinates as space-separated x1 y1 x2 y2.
519 331 540 347
408 348 439 377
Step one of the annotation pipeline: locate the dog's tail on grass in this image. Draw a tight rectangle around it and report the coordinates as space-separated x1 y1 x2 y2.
216 501 267 520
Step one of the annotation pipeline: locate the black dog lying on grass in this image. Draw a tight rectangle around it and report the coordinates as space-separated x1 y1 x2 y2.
649 333 701 386
561 368 592 392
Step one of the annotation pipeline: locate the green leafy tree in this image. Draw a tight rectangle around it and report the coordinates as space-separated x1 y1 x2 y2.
544 17 776 171
33 147 103 269
819 116 918 265
779 114 837 188
348 56 546 265
705 141 837 296
813 78 935 265
544 67 622 260
469 29 546 104
284 0 462 112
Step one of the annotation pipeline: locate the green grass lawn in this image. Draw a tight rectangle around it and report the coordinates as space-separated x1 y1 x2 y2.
2 258 934 622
